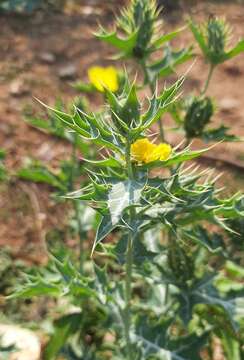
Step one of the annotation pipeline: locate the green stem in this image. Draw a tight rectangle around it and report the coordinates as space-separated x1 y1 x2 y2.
124 234 133 360
140 59 165 142
125 140 134 180
123 138 134 360
70 134 85 273
74 201 85 273
201 64 215 95
158 119 165 142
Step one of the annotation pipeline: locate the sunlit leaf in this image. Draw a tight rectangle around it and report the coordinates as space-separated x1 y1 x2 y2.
44 313 82 360
108 179 146 225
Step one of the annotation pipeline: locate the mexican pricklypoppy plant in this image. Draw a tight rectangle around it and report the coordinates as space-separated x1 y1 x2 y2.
10 1 244 359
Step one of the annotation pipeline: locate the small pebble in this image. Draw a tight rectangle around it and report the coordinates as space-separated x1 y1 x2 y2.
0 324 41 360
58 63 77 79
39 52 56 64
219 97 239 111
9 79 29 97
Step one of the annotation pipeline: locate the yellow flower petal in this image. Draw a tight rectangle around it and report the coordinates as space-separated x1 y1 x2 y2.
131 138 172 164
88 66 119 92
131 138 156 163
104 66 119 92
153 143 172 162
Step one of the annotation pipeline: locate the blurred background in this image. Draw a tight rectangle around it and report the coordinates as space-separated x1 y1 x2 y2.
0 1 243 358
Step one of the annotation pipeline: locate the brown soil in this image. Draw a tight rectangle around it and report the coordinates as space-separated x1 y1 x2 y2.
0 0 243 259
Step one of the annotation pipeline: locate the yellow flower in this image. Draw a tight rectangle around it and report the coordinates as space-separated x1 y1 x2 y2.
88 66 119 92
131 138 172 164
131 138 155 163
146 143 172 163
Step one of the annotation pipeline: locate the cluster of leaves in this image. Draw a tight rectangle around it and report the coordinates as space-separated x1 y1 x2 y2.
19 97 98 272
170 94 238 143
190 17 244 66
21 97 94 194
96 1 192 85
95 2 244 143
6 1 244 359
0 249 32 323
11 74 244 359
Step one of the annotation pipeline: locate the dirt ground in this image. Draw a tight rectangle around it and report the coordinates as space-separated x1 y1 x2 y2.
0 0 244 259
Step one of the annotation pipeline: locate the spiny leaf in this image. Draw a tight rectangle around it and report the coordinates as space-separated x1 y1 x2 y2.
148 46 193 79
189 19 208 56
183 226 224 253
202 126 239 142
92 215 118 255
83 157 123 169
17 166 66 190
108 179 146 225
151 27 186 50
44 313 82 360
36 99 122 152
140 76 184 131
133 317 208 360
224 39 244 60
95 29 138 57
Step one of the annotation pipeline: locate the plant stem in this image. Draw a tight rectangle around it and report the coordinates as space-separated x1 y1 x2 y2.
201 64 215 95
74 201 85 273
158 119 165 142
70 134 85 273
125 140 134 180
124 234 133 360
123 139 134 360
140 59 165 142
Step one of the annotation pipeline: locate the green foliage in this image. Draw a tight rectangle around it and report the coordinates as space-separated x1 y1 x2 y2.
96 0 192 84
0 250 26 303
147 44 193 82
189 17 244 66
44 313 83 360
13 72 244 358
133 317 208 360
170 97 238 142
184 96 214 138
24 97 90 154
97 0 242 143
117 0 160 59
9 1 244 359
42 76 183 153
17 163 68 191
8 250 95 300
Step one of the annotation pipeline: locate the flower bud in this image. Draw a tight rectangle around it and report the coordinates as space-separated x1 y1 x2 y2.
184 96 214 139
118 0 158 59
206 17 230 64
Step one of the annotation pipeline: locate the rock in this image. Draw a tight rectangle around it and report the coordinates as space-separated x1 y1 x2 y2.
9 79 29 97
37 142 54 161
39 52 56 64
219 97 239 111
58 63 77 79
0 324 41 360
80 5 103 15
